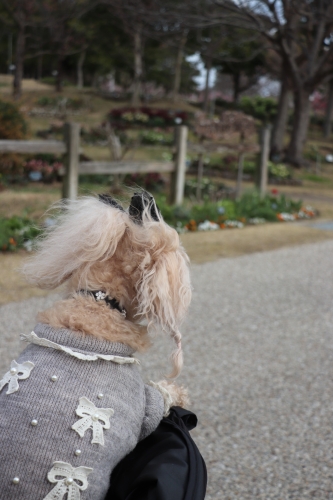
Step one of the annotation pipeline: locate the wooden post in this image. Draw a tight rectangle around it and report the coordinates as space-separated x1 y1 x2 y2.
62 122 80 200
196 153 204 201
257 125 271 197
171 125 187 205
235 152 244 199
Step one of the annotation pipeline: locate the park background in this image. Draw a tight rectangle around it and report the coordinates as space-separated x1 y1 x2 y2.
1 0 333 301
1 1 333 498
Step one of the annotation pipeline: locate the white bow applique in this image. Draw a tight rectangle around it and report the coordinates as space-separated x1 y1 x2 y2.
0 360 35 395
71 397 114 446
44 461 93 500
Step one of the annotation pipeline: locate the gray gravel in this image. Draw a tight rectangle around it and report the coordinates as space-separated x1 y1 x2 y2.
2 240 333 499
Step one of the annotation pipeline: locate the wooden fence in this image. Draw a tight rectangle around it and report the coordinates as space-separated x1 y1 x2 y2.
0 123 188 204
0 122 270 203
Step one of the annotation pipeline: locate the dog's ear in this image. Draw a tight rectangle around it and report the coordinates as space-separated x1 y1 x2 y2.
98 193 124 212
135 227 191 378
129 191 160 223
23 197 127 290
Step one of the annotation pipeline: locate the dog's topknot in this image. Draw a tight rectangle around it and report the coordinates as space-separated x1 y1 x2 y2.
129 191 160 223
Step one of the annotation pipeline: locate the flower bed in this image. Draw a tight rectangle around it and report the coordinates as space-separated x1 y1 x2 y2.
157 191 317 233
24 158 63 183
109 107 188 129
0 192 317 252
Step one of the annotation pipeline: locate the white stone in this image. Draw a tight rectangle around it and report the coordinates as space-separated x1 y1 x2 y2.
31 419 38 426
12 477 20 484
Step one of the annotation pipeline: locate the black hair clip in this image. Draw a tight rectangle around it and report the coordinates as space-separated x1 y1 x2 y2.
98 194 125 212
129 191 160 223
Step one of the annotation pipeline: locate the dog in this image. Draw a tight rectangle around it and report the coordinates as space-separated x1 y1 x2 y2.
0 191 191 500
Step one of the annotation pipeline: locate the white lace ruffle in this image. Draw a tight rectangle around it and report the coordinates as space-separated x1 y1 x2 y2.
20 331 139 364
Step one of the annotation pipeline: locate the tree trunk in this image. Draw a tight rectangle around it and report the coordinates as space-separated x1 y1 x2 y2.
13 25 25 100
287 87 312 166
271 74 291 159
132 24 143 106
233 72 241 105
172 32 187 102
324 79 333 137
56 56 64 92
37 55 43 81
77 50 86 89
8 33 13 74
203 56 212 114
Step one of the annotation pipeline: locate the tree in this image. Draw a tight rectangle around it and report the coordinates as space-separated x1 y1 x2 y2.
103 0 156 105
0 0 39 99
39 0 97 92
215 0 333 165
214 27 265 104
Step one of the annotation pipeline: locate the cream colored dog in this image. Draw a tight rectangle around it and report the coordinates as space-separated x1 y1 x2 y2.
24 190 191 388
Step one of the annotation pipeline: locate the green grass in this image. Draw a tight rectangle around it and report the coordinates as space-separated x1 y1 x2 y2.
303 174 330 183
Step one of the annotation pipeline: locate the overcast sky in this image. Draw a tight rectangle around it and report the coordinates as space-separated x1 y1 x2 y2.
187 53 217 90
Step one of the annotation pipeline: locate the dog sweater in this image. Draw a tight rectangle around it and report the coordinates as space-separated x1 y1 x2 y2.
0 322 164 500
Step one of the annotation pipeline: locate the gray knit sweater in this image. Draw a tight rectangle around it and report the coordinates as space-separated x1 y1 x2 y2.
0 323 164 500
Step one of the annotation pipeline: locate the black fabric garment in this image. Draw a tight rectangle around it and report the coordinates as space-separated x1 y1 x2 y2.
106 406 207 500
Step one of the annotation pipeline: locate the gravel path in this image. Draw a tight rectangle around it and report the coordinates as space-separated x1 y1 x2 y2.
1 240 333 499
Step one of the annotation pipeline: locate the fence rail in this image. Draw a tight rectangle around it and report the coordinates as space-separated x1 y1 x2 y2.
79 161 174 175
0 140 66 155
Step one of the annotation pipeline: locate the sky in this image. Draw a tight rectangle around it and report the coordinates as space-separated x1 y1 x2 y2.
187 52 217 90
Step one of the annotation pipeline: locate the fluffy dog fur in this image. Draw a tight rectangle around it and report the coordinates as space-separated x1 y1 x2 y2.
23 193 192 394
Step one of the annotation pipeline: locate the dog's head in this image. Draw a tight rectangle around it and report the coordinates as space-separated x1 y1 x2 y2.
24 191 191 377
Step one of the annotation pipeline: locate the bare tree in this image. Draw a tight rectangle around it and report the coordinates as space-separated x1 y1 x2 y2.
214 0 333 165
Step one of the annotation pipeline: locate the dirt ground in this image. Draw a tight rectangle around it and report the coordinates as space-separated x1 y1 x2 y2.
0 252 54 304
182 221 333 263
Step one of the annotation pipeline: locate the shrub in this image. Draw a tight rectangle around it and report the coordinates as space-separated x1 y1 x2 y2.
0 216 42 252
268 162 291 179
0 100 27 140
239 96 277 123
185 178 215 198
0 100 28 177
235 190 302 221
242 160 256 174
139 130 173 145
109 107 189 129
